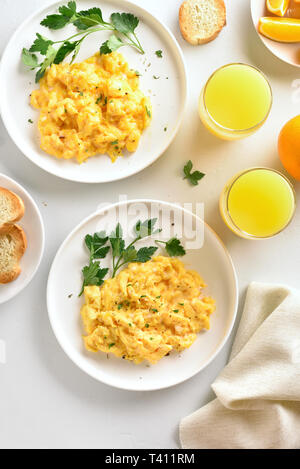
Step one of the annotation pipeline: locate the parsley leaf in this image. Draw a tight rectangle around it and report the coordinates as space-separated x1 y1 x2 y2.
74 8 106 30
156 237 186 257
85 231 109 260
29 33 54 55
79 229 110 295
164 238 186 257
79 261 108 296
34 44 57 82
155 50 163 58
122 246 138 263
102 12 144 54
21 49 39 69
134 218 161 239
41 14 72 30
135 246 158 263
54 41 77 64
58 1 77 18
100 35 124 55
41 2 77 29
183 160 205 186
109 223 125 259
111 12 139 35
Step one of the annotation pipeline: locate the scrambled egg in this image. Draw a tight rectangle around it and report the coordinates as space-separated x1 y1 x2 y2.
30 52 152 163
81 256 215 365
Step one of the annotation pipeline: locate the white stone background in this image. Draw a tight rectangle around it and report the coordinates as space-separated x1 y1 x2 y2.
0 0 299 449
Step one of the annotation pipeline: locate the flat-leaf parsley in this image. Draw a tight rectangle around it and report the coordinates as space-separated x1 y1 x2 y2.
22 1 145 82
183 160 205 186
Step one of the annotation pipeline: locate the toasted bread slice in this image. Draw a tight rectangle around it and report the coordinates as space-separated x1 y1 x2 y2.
0 224 27 284
179 0 226 45
0 187 25 227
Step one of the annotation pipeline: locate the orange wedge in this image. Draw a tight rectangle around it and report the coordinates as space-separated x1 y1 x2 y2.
266 0 290 16
259 17 300 42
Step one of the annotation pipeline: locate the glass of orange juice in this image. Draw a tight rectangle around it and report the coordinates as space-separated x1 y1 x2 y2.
199 64 273 140
219 168 296 239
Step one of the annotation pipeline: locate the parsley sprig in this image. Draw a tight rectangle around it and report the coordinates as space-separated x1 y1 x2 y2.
79 219 186 295
109 219 161 278
21 1 145 82
79 231 109 296
183 160 205 186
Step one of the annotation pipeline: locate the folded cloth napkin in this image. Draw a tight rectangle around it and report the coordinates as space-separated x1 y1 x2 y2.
180 282 300 449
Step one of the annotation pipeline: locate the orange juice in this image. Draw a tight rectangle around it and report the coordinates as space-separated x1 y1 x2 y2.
199 64 272 140
219 168 295 239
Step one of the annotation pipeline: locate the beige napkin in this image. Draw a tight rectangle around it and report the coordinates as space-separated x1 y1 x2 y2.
180 282 300 449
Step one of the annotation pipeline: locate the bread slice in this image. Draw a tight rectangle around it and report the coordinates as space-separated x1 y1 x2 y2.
179 0 226 45
0 187 25 227
0 224 27 284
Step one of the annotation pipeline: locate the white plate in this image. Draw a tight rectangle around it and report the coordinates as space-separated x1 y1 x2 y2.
0 0 187 183
0 174 45 304
47 200 238 391
251 0 300 68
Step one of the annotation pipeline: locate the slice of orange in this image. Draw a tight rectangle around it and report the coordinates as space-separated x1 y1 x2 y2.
278 115 300 181
259 17 300 42
266 0 290 16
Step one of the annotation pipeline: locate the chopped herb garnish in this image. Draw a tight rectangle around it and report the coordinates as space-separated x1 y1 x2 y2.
173 310 179 313
155 50 163 58
152 309 158 313
145 323 149 328
145 105 151 118
28 119 34 124
96 96 102 104
111 140 119 145
109 343 115 349
153 75 159 80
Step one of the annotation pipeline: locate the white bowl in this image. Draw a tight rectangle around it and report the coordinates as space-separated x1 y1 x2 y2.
0 174 45 304
47 199 238 391
251 0 300 68
0 0 187 183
